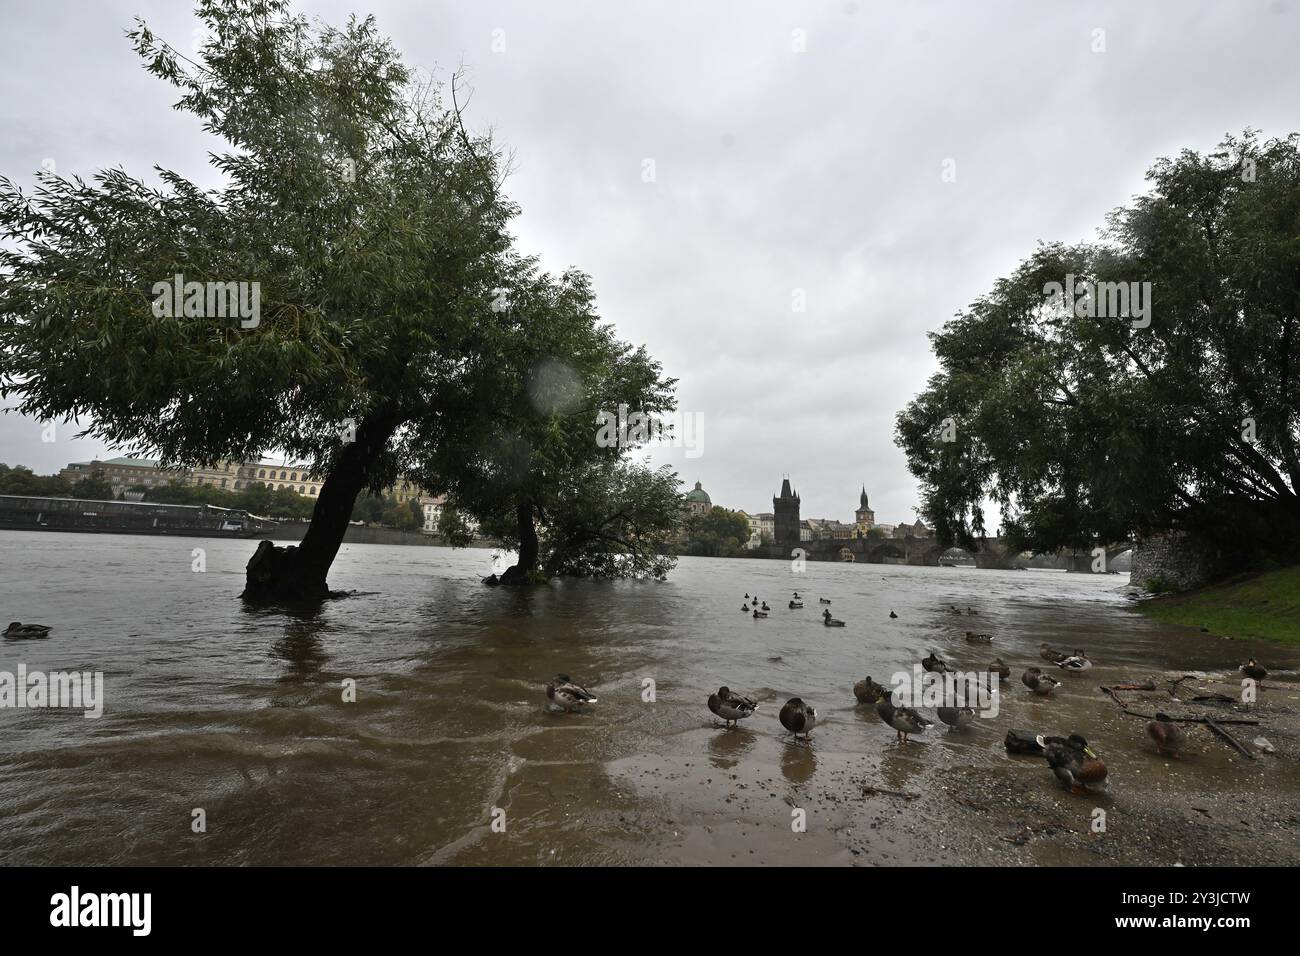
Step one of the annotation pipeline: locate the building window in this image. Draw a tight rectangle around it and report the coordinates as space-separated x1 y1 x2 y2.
258 469 265 478
279 471 287 480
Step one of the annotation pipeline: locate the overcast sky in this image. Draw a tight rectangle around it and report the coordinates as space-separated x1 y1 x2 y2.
2 0 1298 524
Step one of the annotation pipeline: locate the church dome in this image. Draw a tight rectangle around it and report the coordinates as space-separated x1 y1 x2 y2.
686 481 711 504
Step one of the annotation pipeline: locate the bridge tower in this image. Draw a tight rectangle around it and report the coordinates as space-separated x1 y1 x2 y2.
773 476 801 555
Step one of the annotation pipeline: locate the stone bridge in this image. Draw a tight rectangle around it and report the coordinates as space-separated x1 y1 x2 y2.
786 536 1133 572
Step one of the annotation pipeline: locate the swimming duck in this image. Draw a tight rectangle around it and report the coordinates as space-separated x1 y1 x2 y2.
3 622 52 640
965 631 993 643
779 698 817 738
1055 650 1092 672
1146 712 1184 757
965 607 978 615
752 608 768 619
789 599 804 609
819 598 831 604
937 702 976 731
761 602 770 611
1021 667 1060 697
1240 659 1267 686
853 676 889 704
744 593 750 599
742 604 749 612
889 610 898 619
708 686 758 727
876 698 931 743
545 674 598 712
921 652 950 674
949 605 962 614
990 657 1011 681
822 609 845 627
1039 642 1068 664
1040 733 1107 794
792 591 802 599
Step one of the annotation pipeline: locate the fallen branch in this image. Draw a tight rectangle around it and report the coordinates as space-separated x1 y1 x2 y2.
862 785 919 801
1204 719 1256 759
1111 681 1157 691
1098 686 1260 725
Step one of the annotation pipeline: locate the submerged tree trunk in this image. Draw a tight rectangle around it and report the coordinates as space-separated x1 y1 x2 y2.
498 500 538 585
242 406 400 602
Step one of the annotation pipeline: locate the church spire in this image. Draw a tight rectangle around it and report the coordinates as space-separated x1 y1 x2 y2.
860 485 869 509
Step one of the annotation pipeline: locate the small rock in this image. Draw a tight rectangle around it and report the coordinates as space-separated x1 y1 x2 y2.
1253 737 1276 754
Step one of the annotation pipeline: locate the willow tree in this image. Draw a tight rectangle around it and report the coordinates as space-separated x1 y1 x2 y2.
408 258 682 583
0 0 514 600
896 132 1300 569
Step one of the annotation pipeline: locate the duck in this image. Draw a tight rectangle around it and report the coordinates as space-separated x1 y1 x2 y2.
819 598 832 604
990 657 1011 681
4 622 52 640
1146 712 1184 758
822 609 845 627
937 702 976 731
948 605 963 615
545 674 597 712
1021 667 1060 697
965 607 978 615
965 631 993 643
742 604 750 612
853 676 889 704
744 593 750 599
708 686 758 727
752 608 768 619
1055 650 1092 672
1039 642 1068 664
761 601 770 611
876 698 931 743
1240 659 1267 686
789 599 804 609
1040 733 1107 794
779 698 817 738
889 610 898 619
921 652 950 674
792 591 802 599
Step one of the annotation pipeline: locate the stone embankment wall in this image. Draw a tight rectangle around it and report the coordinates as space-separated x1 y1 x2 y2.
1130 532 1219 591
270 523 493 548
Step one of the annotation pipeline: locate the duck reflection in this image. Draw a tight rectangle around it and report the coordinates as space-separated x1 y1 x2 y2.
780 739 817 784
707 725 756 768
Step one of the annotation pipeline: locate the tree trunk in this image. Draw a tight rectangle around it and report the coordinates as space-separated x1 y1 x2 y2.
498 500 539 584
241 406 400 602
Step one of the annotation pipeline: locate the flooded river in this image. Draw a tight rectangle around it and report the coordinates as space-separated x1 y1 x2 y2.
1 530 1297 866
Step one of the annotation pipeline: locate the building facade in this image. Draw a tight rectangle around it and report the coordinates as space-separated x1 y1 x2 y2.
59 457 181 494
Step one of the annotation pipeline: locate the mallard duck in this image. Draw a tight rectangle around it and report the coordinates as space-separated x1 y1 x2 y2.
708 686 758 727
889 610 898 619
853 676 889 704
948 605 962 615
822 609 845 627
1055 650 1092 672
1040 733 1107 794
545 674 597 712
937 702 975 731
789 599 804 609
990 657 1011 681
921 652 950 674
753 609 768 619
1241 659 1267 686
819 598 831 604
965 631 993 643
876 698 931 743
744 593 750 599
965 607 978 615
779 697 817 738
741 604 749 612
792 591 802 599
1021 667 1060 697
1146 712 1184 757
761 602 770 611
3 622 52 640
1039 642 1068 664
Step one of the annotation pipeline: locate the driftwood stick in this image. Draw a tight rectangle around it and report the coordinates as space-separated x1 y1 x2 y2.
862 785 920 801
1097 686 1259 725
1204 719 1255 759
1111 681 1157 691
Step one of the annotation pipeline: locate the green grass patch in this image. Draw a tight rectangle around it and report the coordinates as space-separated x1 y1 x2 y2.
1139 565 1300 645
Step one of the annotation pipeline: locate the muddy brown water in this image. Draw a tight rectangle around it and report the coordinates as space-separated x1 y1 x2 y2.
1 530 1296 865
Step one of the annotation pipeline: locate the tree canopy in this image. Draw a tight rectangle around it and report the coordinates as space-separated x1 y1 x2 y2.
896 132 1300 568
